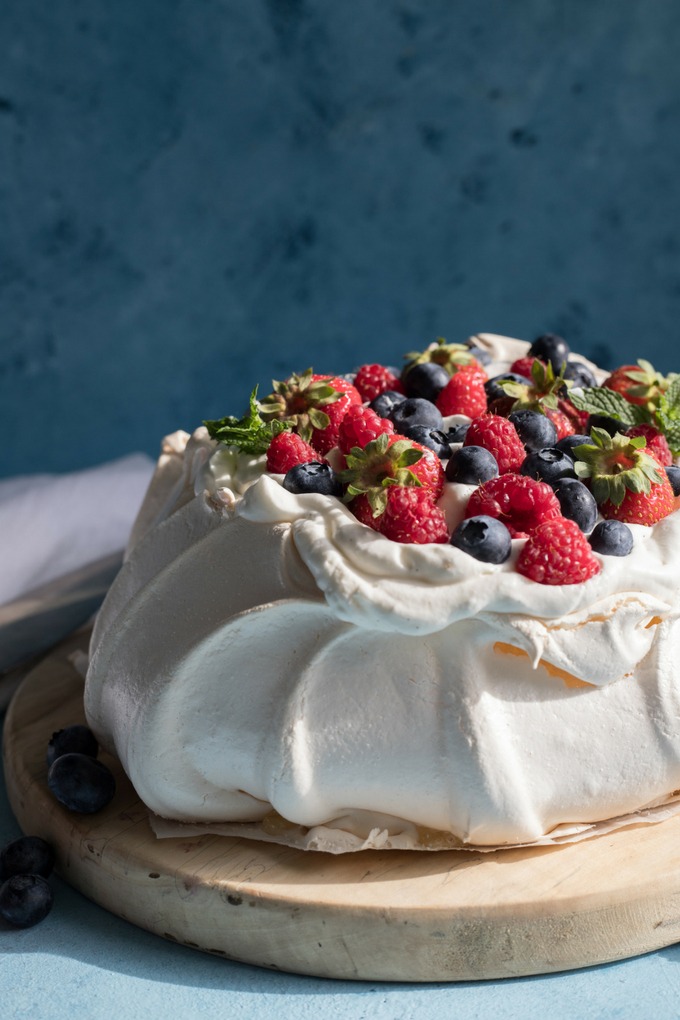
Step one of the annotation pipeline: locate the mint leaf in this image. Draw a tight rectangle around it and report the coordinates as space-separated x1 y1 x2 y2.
567 387 650 426
204 386 291 454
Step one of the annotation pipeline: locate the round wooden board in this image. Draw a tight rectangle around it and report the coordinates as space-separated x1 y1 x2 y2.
4 634 680 982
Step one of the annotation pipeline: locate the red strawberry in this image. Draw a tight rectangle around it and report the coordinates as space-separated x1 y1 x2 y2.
545 406 575 440
338 405 394 454
353 364 405 402
510 356 543 378
379 486 450 544
463 415 526 474
600 474 675 526
259 369 362 456
310 375 363 454
266 432 320 473
435 371 487 417
464 474 562 538
626 424 673 467
340 432 444 518
349 493 381 530
516 518 601 585
603 361 667 408
406 438 445 497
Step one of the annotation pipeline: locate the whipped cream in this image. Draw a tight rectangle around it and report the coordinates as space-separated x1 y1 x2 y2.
85 334 680 847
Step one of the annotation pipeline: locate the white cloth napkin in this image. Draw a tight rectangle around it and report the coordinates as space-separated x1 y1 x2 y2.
0 453 154 607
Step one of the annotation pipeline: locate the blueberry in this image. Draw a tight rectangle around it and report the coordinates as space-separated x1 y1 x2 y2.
446 422 470 445
368 390 406 418
445 446 499 484
508 410 558 452
587 414 623 437
465 343 493 366
283 461 343 497
563 360 598 389
451 515 512 564
484 372 531 403
551 478 599 533
0 836 55 881
666 466 680 497
47 753 116 814
402 362 450 402
0 874 53 928
588 520 634 557
404 425 451 459
390 397 444 432
520 448 577 485
46 724 98 768
555 433 592 459
529 333 570 372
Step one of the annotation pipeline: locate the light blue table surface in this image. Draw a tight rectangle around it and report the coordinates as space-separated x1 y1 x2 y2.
2 728 680 1019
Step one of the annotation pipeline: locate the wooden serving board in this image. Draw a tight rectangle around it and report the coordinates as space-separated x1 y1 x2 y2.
4 633 680 982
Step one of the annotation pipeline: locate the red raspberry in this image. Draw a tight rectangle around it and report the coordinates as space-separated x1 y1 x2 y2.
558 396 589 434
266 432 320 473
353 364 405 402
379 486 450 544
510 356 543 378
626 424 673 467
435 371 487 417
310 375 362 454
545 406 575 440
338 405 394 453
463 415 526 474
407 438 445 497
349 493 381 530
516 518 601 585
464 474 562 538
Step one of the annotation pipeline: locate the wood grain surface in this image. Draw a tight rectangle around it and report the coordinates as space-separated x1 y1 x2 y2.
4 632 680 982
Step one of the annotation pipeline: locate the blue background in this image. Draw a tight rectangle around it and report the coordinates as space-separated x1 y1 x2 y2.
2 0 680 475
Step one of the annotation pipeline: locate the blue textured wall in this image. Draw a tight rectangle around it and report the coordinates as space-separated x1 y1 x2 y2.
2 1 680 474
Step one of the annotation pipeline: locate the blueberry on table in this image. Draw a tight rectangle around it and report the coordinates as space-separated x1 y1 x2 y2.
551 478 599 533
665 465 680 497
0 836 54 881
0 874 53 928
402 362 449 402
555 433 592 459
404 425 451 459
46 724 98 768
528 333 570 371
390 397 444 432
445 446 499 484
47 753 116 814
588 520 634 557
283 462 343 497
451 515 512 564
484 372 531 403
368 390 406 418
520 448 577 485
508 409 558 452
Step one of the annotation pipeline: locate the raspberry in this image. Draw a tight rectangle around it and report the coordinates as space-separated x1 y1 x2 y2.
463 415 526 474
626 424 673 467
379 486 450 544
510 356 542 378
407 438 445 497
435 371 488 417
353 364 405 402
516 518 601 585
464 474 562 538
266 432 319 473
259 370 361 456
349 493 381 530
338 405 394 453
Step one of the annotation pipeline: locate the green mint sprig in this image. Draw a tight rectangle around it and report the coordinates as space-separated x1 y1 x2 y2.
204 386 291 454
567 386 650 427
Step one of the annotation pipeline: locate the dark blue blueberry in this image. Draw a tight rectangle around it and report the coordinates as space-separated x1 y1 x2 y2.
390 397 444 432
588 520 634 557
665 466 680 497
587 414 624 437
508 409 558 452
369 390 406 418
563 360 598 389
555 433 592 460
451 515 512 564
529 333 570 372
47 724 98 768
0 837 55 881
404 425 451 459
0 874 53 928
520 448 577 485
484 372 531 403
47 753 116 814
402 362 450 401
551 478 598 533
445 446 499 484
283 461 343 497
447 422 470 445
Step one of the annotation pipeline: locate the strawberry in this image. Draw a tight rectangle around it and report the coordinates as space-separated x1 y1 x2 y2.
463 415 526 474
510 356 543 378
626 423 673 467
353 364 405 402
379 486 450 544
404 336 486 378
259 369 362 455
340 432 444 519
545 406 575 440
603 361 668 408
266 432 320 473
338 405 394 454
516 518 601 585
464 473 562 538
349 493 380 529
435 371 488 417
600 474 675 526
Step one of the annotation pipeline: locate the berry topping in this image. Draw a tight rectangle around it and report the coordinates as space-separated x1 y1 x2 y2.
485 372 532 403
463 415 526 474
626 423 673 466
338 404 394 453
528 333 570 372
283 462 343 497
520 448 577 485
390 397 445 433
259 369 362 454
517 517 601 585
403 425 451 459
435 371 488 417
508 409 558 451
586 413 624 437
46 725 98 768
404 336 483 378
563 360 598 389
555 433 592 458
447 422 471 444
353 364 405 402
603 361 668 408
545 406 577 440
445 446 499 485
340 432 444 516
0 874 53 928
0 836 55 881
450 515 512 564
369 390 407 418
266 432 320 474
402 361 450 402
550 478 599 533
666 465 680 497
47 753 116 814
510 356 543 378
378 486 450 544
464 473 562 538
588 520 634 557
